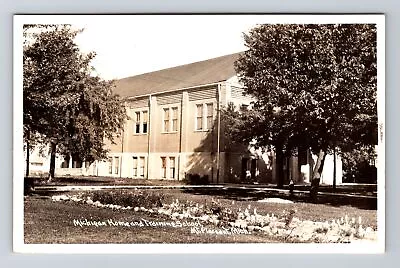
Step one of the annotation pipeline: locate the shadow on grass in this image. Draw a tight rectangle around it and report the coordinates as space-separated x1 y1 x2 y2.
180 187 377 210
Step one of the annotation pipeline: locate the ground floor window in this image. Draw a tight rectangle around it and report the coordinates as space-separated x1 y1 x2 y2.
161 157 167 178
61 155 70 168
169 157 176 179
108 158 113 174
161 156 177 179
114 157 120 175
132 156 146 178
241 157 257 180
132 156 138 177
107 156 120 175
139 156 145 177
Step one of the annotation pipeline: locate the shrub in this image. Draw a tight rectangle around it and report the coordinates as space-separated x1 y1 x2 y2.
24 177 35 195
91 190 164 208
342 146 377 183
184 174 210 185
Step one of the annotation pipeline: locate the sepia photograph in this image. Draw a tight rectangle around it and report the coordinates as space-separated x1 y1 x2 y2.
13 14 385 253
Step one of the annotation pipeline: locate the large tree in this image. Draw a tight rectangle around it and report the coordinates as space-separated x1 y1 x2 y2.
23 25 127 179
231 24 377 199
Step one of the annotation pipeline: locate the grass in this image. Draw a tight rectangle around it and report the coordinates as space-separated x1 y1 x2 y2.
156 189 377 229
24 196 278 244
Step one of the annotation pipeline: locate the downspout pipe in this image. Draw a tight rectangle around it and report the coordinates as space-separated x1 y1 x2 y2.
147 95 152 179
216 83 221 184
120 108 125 178
178 93 184 181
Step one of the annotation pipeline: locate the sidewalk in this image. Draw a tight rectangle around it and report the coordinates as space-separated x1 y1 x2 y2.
33 184 377 199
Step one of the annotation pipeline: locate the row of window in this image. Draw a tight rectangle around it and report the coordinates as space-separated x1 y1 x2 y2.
107 156 176 179
132 103 214 134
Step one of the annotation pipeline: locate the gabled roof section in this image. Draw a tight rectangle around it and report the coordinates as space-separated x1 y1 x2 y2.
114 52 242 98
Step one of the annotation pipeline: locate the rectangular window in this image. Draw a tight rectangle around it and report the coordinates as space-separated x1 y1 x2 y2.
142 111 148 133
169 157 176 179
206 103 213 130
135 112 140 134
195 103 213 131
163 108 170 132
162 106 179 133
196 104 203 130
161 157 167 178
139 157 145 177
132 156 138 177
172 107 178 132
133 110 149 134
114 157 120 175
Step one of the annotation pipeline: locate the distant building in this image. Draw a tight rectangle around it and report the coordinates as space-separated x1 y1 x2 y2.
24 53 342 185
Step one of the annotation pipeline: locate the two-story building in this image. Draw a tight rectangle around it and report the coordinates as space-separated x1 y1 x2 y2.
92 52 342 185
24 52 342 185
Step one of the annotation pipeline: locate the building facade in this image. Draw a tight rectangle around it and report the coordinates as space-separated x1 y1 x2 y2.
24 53 342 185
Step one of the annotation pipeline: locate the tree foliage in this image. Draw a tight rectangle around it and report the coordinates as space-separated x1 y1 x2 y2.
23 25 127 178
342 145 377 183
225 24 377 195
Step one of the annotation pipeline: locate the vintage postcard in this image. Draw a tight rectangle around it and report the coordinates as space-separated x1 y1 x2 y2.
13 14 385 253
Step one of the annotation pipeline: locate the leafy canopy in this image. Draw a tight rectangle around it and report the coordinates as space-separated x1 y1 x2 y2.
23 25 127 162
231 24 377 155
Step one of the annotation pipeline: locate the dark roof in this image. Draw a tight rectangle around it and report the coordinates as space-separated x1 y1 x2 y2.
114 52 241 98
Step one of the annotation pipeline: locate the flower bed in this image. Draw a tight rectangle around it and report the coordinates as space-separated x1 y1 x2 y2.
51 192 377 243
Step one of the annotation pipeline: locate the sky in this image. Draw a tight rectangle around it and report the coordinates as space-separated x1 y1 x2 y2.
72 15 264 80
17 15 382 80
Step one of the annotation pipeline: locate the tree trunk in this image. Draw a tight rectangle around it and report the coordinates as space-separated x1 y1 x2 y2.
310 149 326 202
333 147 337 191
25 141 30 178
48 142 56 181
276 143 284 189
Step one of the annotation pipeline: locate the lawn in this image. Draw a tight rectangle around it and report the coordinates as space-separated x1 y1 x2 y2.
24 188 377 244
153 189 377 229
24 196 277 244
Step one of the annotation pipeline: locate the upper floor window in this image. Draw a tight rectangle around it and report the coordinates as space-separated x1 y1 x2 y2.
135 112 140 133
196 104 203 131
133 110 148 134
195 103 213 131
162 106 179 133
172 107 178 132
142 111 148 133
